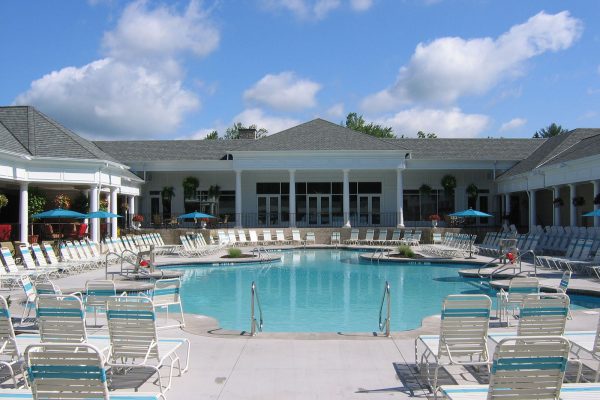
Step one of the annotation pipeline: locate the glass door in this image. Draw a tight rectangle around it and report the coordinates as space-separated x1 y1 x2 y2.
357 195 381 226
359 196 369 225
307 195 331 225
258 195 280 226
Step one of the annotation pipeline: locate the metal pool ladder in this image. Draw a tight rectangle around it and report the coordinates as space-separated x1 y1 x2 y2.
378 281 391 337
251 281 264 336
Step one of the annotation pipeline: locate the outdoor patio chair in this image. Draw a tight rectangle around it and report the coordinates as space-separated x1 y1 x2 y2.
150 278 185 329
262 230 275 245
18 275 37 326
440 336 576 400
386 229 401 245
34 243 77 275
0 248 25 288
84 280 118 327
373 229 387 245
106 296 190 394
0 295 27 388
18 245 56 279
249 230 261 245
360 229 375 245
496 277 540 325
237 230 248 246
330 231 341 245
19 342 166 399
36 294 87 343
517 293 570 337
344 228 359 244
415 294 492 394
304 232 316 246
291 229 304 245
33 280 61 296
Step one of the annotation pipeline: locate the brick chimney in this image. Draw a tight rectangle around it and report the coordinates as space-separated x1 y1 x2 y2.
238 128 257 140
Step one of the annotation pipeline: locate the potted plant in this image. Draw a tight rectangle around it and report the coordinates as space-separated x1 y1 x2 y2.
208 185 221 215
132 214 144 229
182 176 200 200
54 193 72 209
466 183 479 199
28 188 47 243
441 175 457 195
419 184 432 197
572 197 585 207
553 197 564 207
0 194 8 211
99 196 109 212
429 214 441 228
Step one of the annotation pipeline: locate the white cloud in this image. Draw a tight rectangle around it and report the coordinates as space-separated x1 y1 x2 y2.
15 58 200 139
233 108 300 134
377 107 489 138
102 0 219 61
14 0 218 139
262 0 372 19
244 72 321 112
499 117 527 132
184 127 219 140
362 11 582 113
326 103 345 119
349 0 372 11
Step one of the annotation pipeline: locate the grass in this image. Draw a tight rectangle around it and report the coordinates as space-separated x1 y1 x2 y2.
227 248 244 258
397 245 415 258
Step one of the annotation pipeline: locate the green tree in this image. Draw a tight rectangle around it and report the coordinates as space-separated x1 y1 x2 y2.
417 131 438 138
182 176 200 199
343 112 395 138
204 130 219 140
224 122 268 139
533 123 569 138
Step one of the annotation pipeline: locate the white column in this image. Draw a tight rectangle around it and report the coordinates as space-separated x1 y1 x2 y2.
553 186 561 226
19 182 28 243
593 180 600 227
128 195 135 228
89 185 99 242
529 189 536 232
343 169 350 227
504 193 511 215
569 184 577 227
289 170 296 228
110 188 118 238
235 170 242 228
396 169 404 227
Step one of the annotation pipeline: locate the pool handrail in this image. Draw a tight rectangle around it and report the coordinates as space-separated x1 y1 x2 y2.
378 281 391 337
251 281 263 336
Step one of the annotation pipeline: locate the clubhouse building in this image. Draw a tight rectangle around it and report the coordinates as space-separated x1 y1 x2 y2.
1 106 599 242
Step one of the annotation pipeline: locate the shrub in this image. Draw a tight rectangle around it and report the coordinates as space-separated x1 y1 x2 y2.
228 248 243 258
397 245 415 258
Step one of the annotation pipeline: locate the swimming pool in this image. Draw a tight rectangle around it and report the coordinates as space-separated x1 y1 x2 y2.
170 249 600 332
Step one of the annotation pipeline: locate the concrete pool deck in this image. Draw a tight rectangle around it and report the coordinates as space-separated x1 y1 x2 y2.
3 247 600 399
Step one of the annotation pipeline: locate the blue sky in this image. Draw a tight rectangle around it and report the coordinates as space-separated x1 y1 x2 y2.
1 0 599 140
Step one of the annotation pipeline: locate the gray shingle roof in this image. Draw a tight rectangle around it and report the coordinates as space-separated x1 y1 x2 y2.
0 118 29 155
498 129 600 178
240 119 407 151
93 139 255 162
387 138 545 161
0 106 119 163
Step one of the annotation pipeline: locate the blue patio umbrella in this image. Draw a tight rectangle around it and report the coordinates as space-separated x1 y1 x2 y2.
177 211 216 219
583 209 600 217
83 211 122 219
449 208 493 259
31 208 87 219
449 208 493 218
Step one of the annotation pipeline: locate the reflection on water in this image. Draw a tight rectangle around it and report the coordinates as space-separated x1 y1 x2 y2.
175 250 600 332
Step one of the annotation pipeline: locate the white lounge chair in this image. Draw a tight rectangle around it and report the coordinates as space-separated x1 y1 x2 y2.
0 295 26 388
517 293 570 337
440 336 577 400
20 342 166 399
36 294 87 343
344 229 359 244
304 232 316 246
151 278 185 329
496 277 540 324
85 280 117 327
415 294 492 393
105 296 190 393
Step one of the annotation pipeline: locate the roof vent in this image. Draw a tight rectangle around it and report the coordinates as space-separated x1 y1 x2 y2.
238 128 257 140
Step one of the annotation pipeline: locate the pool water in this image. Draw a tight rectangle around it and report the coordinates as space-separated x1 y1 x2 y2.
170 249 600 333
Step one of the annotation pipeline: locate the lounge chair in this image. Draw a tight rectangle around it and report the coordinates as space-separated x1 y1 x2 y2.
276 229 290 245
249 230 261 246
105 296 190 393
291 229 304 245
18 275 37 326
330 231 341 245
496 277 540 325
304 232 316 246
262 230 275 246
517 293 570 336
359 229 375 245
567 314 600 382
18 245 56 279
151 278 185 329
0 248 24 288
440 336 577 400
0 295 27 388
85 280 117 327
344 228 359 245
386 229 401 246
19 342 166 399
36 294 87 343
415 294 492 393
33 280 61 295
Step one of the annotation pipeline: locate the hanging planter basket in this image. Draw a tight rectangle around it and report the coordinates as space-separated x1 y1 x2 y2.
441 175 457 195
419 184 432 196
572 197 585 207
553 197 564 207
466 183 479 199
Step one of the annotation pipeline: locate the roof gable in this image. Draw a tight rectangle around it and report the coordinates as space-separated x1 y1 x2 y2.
0 106 119 163
499 129 600 178
239 119 407 152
